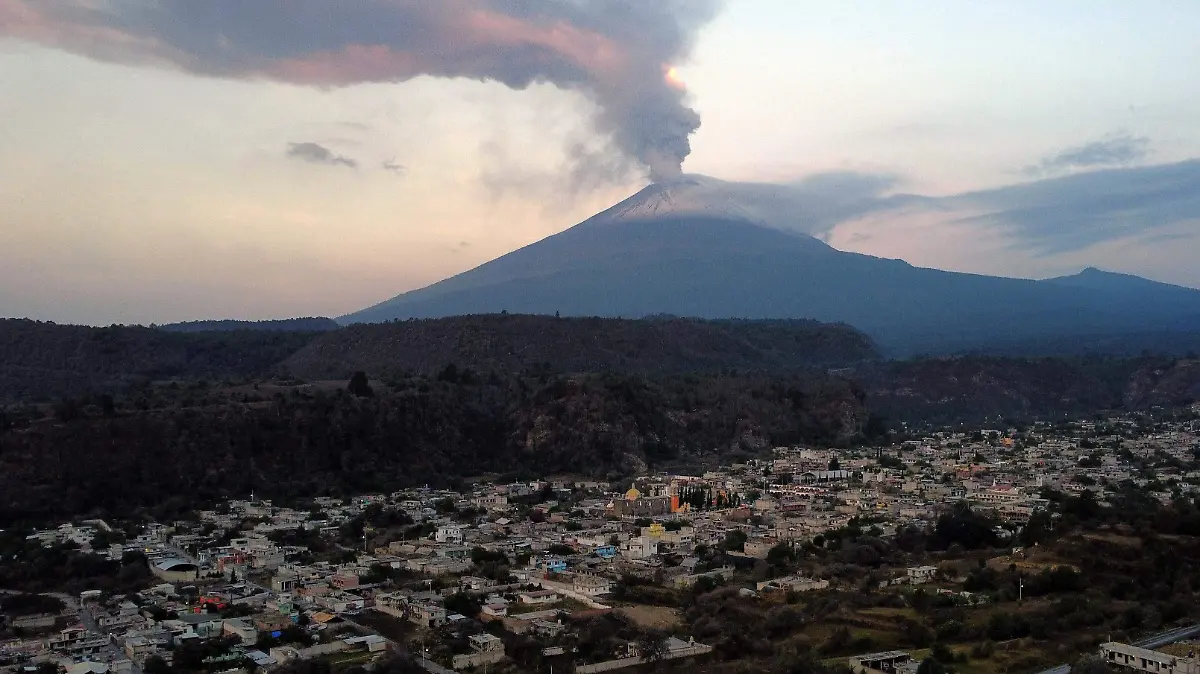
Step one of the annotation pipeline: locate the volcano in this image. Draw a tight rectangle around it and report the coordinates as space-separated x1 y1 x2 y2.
341 176 1200 355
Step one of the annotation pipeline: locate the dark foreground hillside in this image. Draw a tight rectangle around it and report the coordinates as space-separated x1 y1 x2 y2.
282 314 881 379
0 371 867 524
0 315 876 402
861 356 1200 424
0 319 322 403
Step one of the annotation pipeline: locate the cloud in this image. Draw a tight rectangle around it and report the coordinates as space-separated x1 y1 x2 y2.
382 159 406 176
0 0 722 181
1023 133 1152 177
792 158 1200 260
823 159 1200 284
954 159 1200 254
286 142 357 168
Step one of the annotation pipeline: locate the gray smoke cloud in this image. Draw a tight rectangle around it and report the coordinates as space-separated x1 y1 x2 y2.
286 142 357 168
1 0 721 181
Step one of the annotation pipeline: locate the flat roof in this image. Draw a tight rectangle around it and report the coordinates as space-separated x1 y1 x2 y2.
852 651 913 661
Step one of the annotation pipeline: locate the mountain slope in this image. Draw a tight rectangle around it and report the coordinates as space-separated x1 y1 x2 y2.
341 178 1200 355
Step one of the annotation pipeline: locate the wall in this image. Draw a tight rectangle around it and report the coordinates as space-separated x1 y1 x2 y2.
575 644 713 674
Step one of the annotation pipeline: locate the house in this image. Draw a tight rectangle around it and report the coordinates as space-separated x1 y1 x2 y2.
1100 642 1200 674
175 612 225 639
571 574 613 596
755 576 829 593
849 651 916 674
253 613 294 635
223 618 257 643
518 590 560 605
408 602 447 628
459 576 495 592
453 634 506 671
435 525 463 544
482 603 508 618
593 544 617 559
330 572 359 589
906 566 938 584
621 537 658 560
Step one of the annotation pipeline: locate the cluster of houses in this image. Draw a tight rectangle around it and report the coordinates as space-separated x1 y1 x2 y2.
4 412 1197 674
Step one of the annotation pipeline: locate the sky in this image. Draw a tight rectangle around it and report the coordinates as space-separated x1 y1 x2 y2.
1 0 1199 325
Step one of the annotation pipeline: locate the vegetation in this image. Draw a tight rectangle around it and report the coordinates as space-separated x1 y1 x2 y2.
158 318 340 333
283 314 881 379
671 493 1200 674
0 318 320 403
0 369 865 525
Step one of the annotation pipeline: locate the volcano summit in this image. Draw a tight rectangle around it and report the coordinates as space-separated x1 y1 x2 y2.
342 176 1200 355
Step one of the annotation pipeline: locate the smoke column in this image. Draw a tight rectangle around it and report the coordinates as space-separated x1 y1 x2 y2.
0 0 720 180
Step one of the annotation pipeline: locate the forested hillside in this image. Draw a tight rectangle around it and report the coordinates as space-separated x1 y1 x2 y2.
0 370 867 524
0 319 321 402
3 319 1200 525
158 317 340 332
283 314 881 379
861 356 1200 424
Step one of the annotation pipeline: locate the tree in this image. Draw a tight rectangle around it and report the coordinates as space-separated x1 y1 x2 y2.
917 657 948 674
142 658 170 674
1072 655 1111 674
828 457 841 471
767 543 796 569
637 632 669 664
722 529 747 553
443 592 481 618
347 371 374 397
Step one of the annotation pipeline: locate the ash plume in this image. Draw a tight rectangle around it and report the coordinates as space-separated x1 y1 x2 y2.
1 0 721 180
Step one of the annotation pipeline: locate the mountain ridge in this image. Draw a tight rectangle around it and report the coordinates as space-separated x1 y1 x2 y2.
341 178 1200 356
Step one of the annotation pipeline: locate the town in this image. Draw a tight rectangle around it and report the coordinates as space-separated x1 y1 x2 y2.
3 406 1200 674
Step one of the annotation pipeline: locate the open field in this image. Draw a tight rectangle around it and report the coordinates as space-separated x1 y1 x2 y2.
619 604 682 630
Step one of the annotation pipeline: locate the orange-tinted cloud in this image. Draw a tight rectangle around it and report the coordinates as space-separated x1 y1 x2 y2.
0 0 721 180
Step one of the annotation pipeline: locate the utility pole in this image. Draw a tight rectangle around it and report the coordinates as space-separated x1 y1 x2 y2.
1019 576 1024 602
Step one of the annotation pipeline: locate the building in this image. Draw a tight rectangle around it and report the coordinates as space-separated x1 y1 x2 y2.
571 574 613 596
518 590 560 605
906 566 938 584
755 576 830 593
1100 643 1200 674
435 525 463 544
849 651 916 674
452 634 505 671
408 602 447 629
223 618 257 643
621 536 658 560
152 559 199 583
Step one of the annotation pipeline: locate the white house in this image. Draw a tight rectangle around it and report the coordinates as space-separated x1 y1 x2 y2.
436 525 463 544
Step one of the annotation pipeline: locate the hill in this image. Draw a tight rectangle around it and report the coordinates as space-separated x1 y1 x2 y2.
283 314 881 380
0 370 867 524
0 319 320 402
341 176 1200 356
158 317 339 333
860 356 1200 424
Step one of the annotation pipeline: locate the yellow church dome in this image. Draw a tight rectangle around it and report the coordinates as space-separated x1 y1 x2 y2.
625 487 642 500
